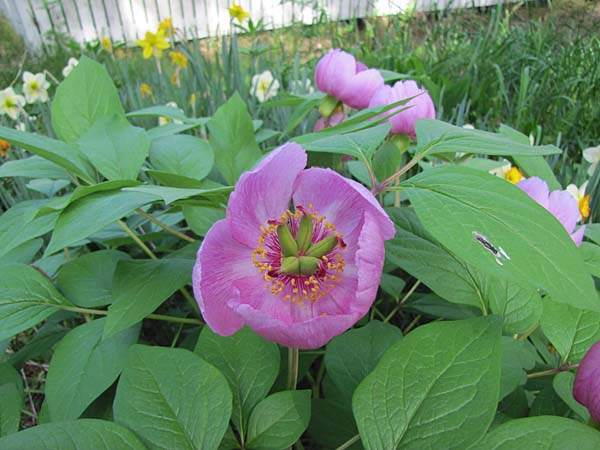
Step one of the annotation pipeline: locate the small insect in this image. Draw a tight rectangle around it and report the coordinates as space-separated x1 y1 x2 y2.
472 231 510 266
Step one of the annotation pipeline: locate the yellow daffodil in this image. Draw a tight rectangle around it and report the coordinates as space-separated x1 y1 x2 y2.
567 181 591 220
159 17 174 34
140 83 153 98
101 36 113 53
115 49 126 59
228 4 250 23
0 139 10 157
136 30 170 59
170 50 188 69
489 162 522 184
0 87 26 120
22 71 50 104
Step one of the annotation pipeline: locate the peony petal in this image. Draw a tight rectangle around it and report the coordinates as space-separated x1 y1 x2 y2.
226 143 307 247
192 219 255 336
338 68 384 110
327 51 359 100
292 167 395 240
517 177 550 209
548 190 580 234
570 225 586 247
574 341 600 417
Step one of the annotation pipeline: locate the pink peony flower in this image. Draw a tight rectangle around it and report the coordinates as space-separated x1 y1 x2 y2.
314 49 384 110
368 80 436 138
313 110 346 132
574 340 600 422
192 143 394 349
517 177 586 246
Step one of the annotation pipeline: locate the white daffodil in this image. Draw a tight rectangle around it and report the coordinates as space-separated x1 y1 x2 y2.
159 101 184 126
289 79 314 94
62 57 79 78
583 146 600 176
15 122 26 131
22 72 50 104
489 160 523 184
567 181 591 221
0 87 26 120
251 71 280 102
462 124 475 129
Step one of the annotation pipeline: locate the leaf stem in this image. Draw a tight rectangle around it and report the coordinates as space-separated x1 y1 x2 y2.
527 363 579 378
287 347 299 390
135 208 196 242
334 434 361 450
383 280 421 323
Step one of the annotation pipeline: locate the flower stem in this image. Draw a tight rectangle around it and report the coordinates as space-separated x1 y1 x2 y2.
334 434 361 450
527 363 579 378
287 347 299 391
136 208 196 242
383 280 421 323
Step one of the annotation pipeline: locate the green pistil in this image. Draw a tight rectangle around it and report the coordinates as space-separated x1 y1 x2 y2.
319 94 340 118
305 235 338 259
295 215 313 252
280 256 321 276
277 225 298 257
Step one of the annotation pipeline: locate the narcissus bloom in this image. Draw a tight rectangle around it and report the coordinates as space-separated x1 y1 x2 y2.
158 17 174 34
517 177 585 246
368 80 435 138
584 146 600 176
0 87 25 120
228 4 250 23
489 162 523 184
251 71 280 102
22 72 50 104
62 57 79 78
567 181 591 221
193 143 394 349
136 30 170 59
140 83 153 98
574 341 600 423
314 49 383 110
170 50 188 69
101 36 113 53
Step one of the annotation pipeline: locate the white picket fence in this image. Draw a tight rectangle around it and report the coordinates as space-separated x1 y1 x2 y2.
0 0 514 49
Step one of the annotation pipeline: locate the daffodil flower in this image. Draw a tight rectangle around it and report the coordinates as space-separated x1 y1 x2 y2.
62 57 79 78
136 30 170 59
251 71 280 102
583 146 600 176
22 72 50 104
169 50 188 69
158 17 174 34
159 102 184 126
489 162 523 184
567 181 591 221
101 36 113 53
0 87 26 120
140 83 153 98
228 4 250 23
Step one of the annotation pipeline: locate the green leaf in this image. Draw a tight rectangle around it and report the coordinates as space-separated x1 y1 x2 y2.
45 318 139 421
540 297 600 363
0 156 70 180
415 119 561 156
104 258 193 338
529 381 569 416
195 327 280 433
126 106 207 126
585 224 600 245
51 56 125 144
479 416 600 449
113 345 232 450
45 189 156 255
145 170 205 188
402 166 598 312
499 337 536 401
0 127 94 182
8 321 68 368
56 250 130 307
78 115 150 181
149 135 214 181
325 321 402 405
373 140 406 181
379 273 406 301
309 399 361 450
0 239 43 265
246 390 311 450
0 264 70 341
581 242 600 277
0 419 147 449
0 383 21 436
353 316 502 450
183 206 225 236
553 371 590 421
207 93 262 184
0 363 23 393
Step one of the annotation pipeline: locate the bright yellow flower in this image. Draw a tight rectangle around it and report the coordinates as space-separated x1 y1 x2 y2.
567 181 591 220
140 83 153 98
115 49 126 59
505 167 523 184
0 139 10 157
101 36 113 53
158 17 174 34
136 30 170 59
228 4 250 23
189 93 196 106
170 50 188 69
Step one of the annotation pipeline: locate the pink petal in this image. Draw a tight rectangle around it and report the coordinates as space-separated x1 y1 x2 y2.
570 225 586 247
323 50 356 99
574 341 600 418
339 68 384 110
226 143 307 247
548 190 580 234
192 219 255 335
292 167 395 240
517 177 550 209
313 116 326 132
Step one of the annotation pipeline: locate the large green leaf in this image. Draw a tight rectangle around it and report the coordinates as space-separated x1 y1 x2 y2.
45 318 139 421
353 316 502 450
78 115 150 181
540 297 600 363
415 119 561 156
195 327 280 434
207 93 262 184
113 345 232 450
51 56 125 144
0 156 70 180
0 384 21 437
45 189 156 255
0 264 70 341
499 337 536 401
553 371 590 421
56 250 131 307
0 419 147 449
149 135 214 181
309 399 361 450
581 242 600 277
325 321 402 405
477 416 600 449
246 390 311 450
402 166 598 312
0 127 94 182
104 258 193 338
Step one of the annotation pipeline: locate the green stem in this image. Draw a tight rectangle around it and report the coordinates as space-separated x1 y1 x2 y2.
57 304 203 326
287 347 299 391
136 208 196 243
527 363 579 378
384 280 421 323
334 434 361 450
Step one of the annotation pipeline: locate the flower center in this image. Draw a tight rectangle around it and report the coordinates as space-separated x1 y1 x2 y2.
580 194 590 220
252 204 346 306
30 81 40 91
